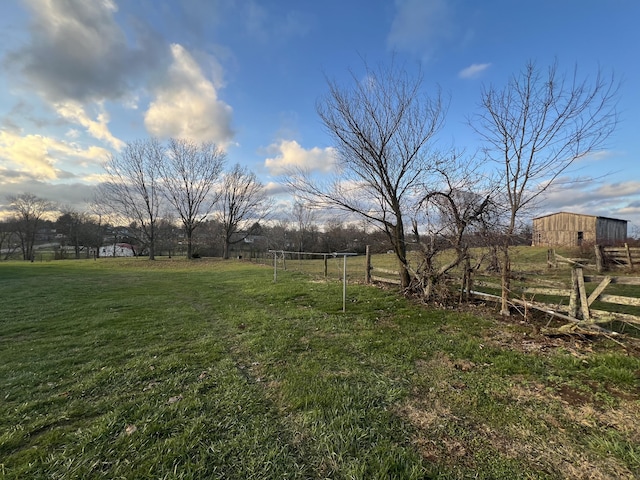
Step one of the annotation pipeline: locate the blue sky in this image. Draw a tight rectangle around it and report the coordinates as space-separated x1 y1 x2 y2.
1 0 639 230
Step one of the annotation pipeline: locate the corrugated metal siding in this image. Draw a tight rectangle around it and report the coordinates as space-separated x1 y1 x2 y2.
595 218 627 244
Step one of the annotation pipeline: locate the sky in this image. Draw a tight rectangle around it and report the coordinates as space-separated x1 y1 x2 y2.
0 0 639 231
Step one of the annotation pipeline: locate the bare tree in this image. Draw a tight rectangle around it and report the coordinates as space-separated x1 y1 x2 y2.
56 208 108 259
0 219 21 260
472 60 619 315
7 193 55 261
98 139 164 260
290 200 318 253
288 59 445 288
413 153 495 302
159 138 226 259
218 163 270 259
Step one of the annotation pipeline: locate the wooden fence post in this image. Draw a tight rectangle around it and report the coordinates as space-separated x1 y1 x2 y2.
594 245 604 273
569 267 579 318
365 245 371 284
625 243 633 270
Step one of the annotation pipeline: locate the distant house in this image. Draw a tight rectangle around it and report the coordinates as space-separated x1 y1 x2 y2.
532 212 627 247
99 243 136 257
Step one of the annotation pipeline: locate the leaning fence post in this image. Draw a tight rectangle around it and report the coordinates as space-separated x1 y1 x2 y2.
576 267 590 321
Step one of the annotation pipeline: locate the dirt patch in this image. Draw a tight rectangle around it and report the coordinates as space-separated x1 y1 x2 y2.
556 384 595 407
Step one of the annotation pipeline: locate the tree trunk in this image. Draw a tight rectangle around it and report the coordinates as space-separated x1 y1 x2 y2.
223 239 230 260
186 231 193 259
461 253 472 303
392 221 410 289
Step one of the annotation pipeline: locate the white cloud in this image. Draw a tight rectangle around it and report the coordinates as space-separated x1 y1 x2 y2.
458 63 491 79
144 44 235 146
0 130 110 181
54 101 124 151
264 140 337 175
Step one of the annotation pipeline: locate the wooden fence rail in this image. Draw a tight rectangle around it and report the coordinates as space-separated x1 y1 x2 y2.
475 267 640 326
602 244 640 269
364 247 640 328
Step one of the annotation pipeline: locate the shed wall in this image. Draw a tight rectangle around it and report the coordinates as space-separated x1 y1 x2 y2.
532 213 627 247
533 213 597 247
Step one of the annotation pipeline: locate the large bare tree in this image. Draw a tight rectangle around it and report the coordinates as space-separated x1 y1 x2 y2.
288 60 445 288
472 60 619 315
218 163 270 259
160 138 226 259
99 139 164 260
7 193 55 261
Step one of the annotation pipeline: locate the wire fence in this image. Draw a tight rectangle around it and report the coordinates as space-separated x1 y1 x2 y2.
263 250 361 312
249 250 367 283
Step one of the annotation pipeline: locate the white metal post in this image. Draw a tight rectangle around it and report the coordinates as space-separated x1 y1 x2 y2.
343 254 347 312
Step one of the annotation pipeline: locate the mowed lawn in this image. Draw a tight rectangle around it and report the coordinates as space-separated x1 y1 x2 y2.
1 259 639 479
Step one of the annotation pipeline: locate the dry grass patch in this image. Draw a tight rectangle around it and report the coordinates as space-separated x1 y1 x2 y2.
397 349 639 479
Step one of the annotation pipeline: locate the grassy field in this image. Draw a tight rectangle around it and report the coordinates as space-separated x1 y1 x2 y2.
1 257 639 479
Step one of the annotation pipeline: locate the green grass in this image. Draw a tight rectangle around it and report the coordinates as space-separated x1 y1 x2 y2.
1 258 639 479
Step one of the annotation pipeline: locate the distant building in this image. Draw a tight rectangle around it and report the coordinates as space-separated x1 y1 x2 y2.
99 243 136 257
532 212 627 247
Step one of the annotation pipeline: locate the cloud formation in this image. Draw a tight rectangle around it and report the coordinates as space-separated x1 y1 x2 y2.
144 44 235 146
0 131 110 181
0 178 99 217
458 63 491 79
3 0 167 149
538 179 640 224
7 0 163 104
264 140 337 175
54 101 125 150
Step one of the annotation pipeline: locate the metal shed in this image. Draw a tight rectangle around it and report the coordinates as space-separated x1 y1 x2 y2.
532 212 627 247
